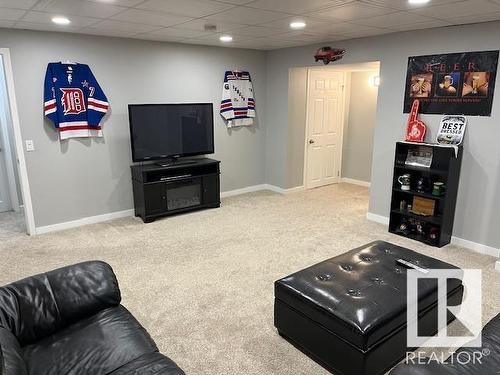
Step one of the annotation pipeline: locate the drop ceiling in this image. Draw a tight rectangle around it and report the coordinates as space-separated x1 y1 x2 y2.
1 0 500 50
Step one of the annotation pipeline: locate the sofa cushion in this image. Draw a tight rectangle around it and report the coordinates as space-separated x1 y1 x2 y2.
109 352 185 375
23 305 157 375
0 261 121 346
275 241 463 351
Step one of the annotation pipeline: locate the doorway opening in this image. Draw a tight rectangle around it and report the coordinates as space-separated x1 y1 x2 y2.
289 62 380 190
0 48 35 236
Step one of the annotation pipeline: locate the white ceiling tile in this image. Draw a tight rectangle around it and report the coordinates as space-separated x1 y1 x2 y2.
88 19 160 34
84 28 140 37
21 11 101 27
257 15 334 32
362 0 464 11
271 31 327 42
0 0 37 9
0 19 14 27
315 22 388 34
355 11 436 27
136 0 233 18
308 2 398 21
204 6 288 25
340 26 393 38
210 0 253 4
0 8 25 20
13 21 82 33
34 0 125 18
411 0 500 18
140 26 209 39
111 9 192 27
132 33 187 42
247 0 349 14
231 25 284 37
385 19 452 31
197 31 255 42
174 18 244 32
86 0 145 7
447 11 500 25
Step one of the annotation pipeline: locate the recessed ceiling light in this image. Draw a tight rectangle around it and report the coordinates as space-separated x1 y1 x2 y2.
219 35 233 43
408 0 430 5
51 16 70 25
290 21 306 30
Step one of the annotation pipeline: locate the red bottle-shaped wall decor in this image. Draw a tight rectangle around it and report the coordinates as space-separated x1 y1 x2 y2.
405 99 427 143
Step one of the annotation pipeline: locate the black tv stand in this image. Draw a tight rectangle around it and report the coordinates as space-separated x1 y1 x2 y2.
131 158 220 223
155 159 198 168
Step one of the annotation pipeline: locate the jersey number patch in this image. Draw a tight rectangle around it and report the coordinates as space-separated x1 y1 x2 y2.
60 88 86 115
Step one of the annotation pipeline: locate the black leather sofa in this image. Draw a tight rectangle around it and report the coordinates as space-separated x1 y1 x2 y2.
390 313 500 375
0 261 184 375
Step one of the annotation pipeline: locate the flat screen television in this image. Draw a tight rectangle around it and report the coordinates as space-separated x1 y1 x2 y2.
128 103 214 162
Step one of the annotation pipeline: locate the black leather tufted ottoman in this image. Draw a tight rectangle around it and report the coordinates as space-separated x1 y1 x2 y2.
274 241 464 375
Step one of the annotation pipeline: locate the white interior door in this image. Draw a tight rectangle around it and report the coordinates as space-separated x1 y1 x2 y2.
0 122 12 212
305 69 345 189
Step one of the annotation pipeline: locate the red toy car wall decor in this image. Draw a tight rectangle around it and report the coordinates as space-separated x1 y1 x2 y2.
314 47 346 64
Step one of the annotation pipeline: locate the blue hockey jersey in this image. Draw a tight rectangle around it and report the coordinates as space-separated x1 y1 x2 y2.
44 62 109 140
220 70 255 128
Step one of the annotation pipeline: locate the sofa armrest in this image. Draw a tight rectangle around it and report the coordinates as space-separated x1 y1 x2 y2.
0 327 27 375
0 261 121 345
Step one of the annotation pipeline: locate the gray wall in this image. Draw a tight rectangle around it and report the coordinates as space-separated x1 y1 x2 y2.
342 70 378 183
0 28 267 227
265 21 500 249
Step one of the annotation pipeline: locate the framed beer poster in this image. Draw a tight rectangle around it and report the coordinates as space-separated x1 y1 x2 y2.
403 50 499 116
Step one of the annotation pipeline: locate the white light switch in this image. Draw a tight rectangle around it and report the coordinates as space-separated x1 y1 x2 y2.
25 140 35 152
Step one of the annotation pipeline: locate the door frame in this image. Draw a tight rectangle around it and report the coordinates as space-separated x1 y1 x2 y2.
0 48 36 235
303 67 347 189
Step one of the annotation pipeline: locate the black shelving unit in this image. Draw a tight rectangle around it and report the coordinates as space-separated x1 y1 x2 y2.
389 142 462 247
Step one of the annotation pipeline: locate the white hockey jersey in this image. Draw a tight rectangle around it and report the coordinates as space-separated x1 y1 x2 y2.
220 70 255 128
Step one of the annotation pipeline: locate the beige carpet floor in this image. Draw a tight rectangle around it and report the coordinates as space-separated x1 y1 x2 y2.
0 183 498 374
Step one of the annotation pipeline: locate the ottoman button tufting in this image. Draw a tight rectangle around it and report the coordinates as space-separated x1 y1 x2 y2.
316 274 332 281
371 277 383 284
360 255 373 262
341 264 353 271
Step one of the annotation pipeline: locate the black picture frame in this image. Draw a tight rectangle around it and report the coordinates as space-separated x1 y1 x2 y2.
403 50 499 116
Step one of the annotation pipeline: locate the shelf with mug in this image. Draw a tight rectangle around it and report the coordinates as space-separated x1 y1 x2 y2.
392 188 445 202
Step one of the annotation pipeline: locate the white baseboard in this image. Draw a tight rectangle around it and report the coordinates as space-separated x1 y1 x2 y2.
35 209 134 235
451 236 500 258
341 178 371 188
265 184 305 194
35 184 302 234
365 211 500 260
221 184 304 198
220 184 269 198
495 260 500 271
366 212 390 225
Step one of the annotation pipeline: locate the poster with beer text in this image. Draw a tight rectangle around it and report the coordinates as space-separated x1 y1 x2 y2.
403 50 499 116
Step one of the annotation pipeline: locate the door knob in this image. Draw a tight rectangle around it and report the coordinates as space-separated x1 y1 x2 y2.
309 139 315 144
